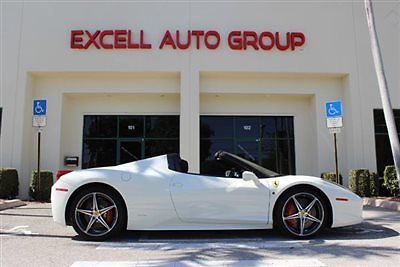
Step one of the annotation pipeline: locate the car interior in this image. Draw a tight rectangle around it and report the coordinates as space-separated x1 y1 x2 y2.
167 152 244 178
167 151 281 179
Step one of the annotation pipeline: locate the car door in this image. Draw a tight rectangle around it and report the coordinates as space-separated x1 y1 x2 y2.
169 172 270 224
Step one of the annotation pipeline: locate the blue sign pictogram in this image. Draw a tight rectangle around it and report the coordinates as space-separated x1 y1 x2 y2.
33 100 47 116
325 101 342 118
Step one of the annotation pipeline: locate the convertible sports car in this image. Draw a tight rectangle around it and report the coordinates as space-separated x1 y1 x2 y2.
51 151 363 240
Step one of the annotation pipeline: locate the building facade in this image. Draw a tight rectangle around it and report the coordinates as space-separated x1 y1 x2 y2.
1 0 399 199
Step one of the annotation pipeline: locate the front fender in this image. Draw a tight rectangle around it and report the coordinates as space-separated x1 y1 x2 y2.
267 176 362 228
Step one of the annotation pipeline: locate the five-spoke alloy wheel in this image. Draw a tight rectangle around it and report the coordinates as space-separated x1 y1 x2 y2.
274 187 328 238
69 186 126 241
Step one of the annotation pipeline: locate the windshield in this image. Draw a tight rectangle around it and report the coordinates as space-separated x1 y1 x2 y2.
217 151 281 178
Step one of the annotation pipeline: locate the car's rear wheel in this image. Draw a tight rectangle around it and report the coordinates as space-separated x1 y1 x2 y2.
274 187 328 238
69 186 126 241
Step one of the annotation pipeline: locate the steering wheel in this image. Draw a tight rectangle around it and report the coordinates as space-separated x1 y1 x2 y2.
225 168 241 178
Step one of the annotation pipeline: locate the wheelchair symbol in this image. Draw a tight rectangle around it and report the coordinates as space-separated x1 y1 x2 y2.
35 102 44 114
328 104 339 116
34 101 46 115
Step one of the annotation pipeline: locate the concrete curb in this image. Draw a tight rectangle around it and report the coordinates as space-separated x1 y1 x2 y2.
363 197 400 212
0 199 26 211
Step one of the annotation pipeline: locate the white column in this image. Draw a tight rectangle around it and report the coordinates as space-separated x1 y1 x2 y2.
343 75 365 169
180 70 200 172
12 72 34 200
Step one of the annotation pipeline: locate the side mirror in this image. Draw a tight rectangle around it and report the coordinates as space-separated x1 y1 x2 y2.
242 171 259 182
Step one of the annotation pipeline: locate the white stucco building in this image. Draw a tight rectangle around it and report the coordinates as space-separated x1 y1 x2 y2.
1 0 399 199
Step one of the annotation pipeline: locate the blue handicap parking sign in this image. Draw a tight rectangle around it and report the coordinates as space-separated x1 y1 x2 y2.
33 100 47 116
325 101 342 117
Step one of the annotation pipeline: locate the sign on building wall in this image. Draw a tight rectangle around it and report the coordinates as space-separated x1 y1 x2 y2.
326 101 342 118
70 29 306 51
325 100 343 133
32 99 47 127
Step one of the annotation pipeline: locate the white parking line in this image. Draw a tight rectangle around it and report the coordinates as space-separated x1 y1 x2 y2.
0 225 39 236
71 259 326 267
96 239 307 251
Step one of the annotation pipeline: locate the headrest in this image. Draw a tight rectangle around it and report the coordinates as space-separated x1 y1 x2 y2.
180 160 189 173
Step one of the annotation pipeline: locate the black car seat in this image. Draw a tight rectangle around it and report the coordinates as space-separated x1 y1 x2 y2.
167 153 189 173
167 154 181 172
180 160 189 173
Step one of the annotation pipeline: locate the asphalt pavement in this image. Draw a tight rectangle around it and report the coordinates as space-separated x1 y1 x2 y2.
0 203 399 267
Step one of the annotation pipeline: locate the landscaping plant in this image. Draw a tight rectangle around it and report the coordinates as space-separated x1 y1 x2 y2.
0 168 19 199
383 165 399 196
320 172 343 185
30 170 53 201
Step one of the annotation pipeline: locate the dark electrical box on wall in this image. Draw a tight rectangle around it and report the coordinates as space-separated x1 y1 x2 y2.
64 156 79 167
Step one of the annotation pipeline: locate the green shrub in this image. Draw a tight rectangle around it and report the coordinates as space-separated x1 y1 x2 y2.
30 170 53 201
369 172 380 197
0 168 19 199
349 169 371 197
321 172 343 184
383 166 399 196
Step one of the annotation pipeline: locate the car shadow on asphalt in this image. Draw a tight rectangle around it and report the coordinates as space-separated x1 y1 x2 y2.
2 221 396 244
70 222 400 263
74 220 397 243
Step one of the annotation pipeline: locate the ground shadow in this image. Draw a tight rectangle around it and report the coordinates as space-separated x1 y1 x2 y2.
100 220 398 243
72 225 399 264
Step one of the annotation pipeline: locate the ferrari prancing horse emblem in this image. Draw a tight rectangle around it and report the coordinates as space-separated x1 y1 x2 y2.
272 180 279 188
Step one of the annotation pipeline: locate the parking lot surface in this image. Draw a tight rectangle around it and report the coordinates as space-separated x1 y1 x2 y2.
1 203 399 266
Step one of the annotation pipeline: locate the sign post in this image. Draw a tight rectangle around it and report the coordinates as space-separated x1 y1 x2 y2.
33 100 47 190
325 100 343 184
37 130 41 187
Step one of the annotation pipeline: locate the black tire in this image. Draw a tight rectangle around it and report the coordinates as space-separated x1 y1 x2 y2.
69 185 126 241
274 186 328 238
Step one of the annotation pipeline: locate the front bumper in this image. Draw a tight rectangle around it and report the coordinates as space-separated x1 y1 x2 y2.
51 179 76 226
331 192 363 228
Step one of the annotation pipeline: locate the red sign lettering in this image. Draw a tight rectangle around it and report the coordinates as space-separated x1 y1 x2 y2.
70 29 152 49
70 30 84 49
99 30 113 49
204 31 220 49
259 32 274 50
290 32 305 51
159 30 221 50
159 30 176 49
227 31 306 51
70 29 305 51
228 31 242 50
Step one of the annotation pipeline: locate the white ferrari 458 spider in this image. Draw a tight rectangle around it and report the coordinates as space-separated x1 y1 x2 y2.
51 151 363 240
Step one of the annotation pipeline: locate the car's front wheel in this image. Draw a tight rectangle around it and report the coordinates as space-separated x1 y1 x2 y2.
69 186 126 241
274 186 328 238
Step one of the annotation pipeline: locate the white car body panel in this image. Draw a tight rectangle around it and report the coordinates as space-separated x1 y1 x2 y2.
170 173 269 224
51 154 362 231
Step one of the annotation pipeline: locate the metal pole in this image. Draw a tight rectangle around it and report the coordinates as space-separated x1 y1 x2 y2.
37 129 41 191
334 133 339 184
365 0 400 194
